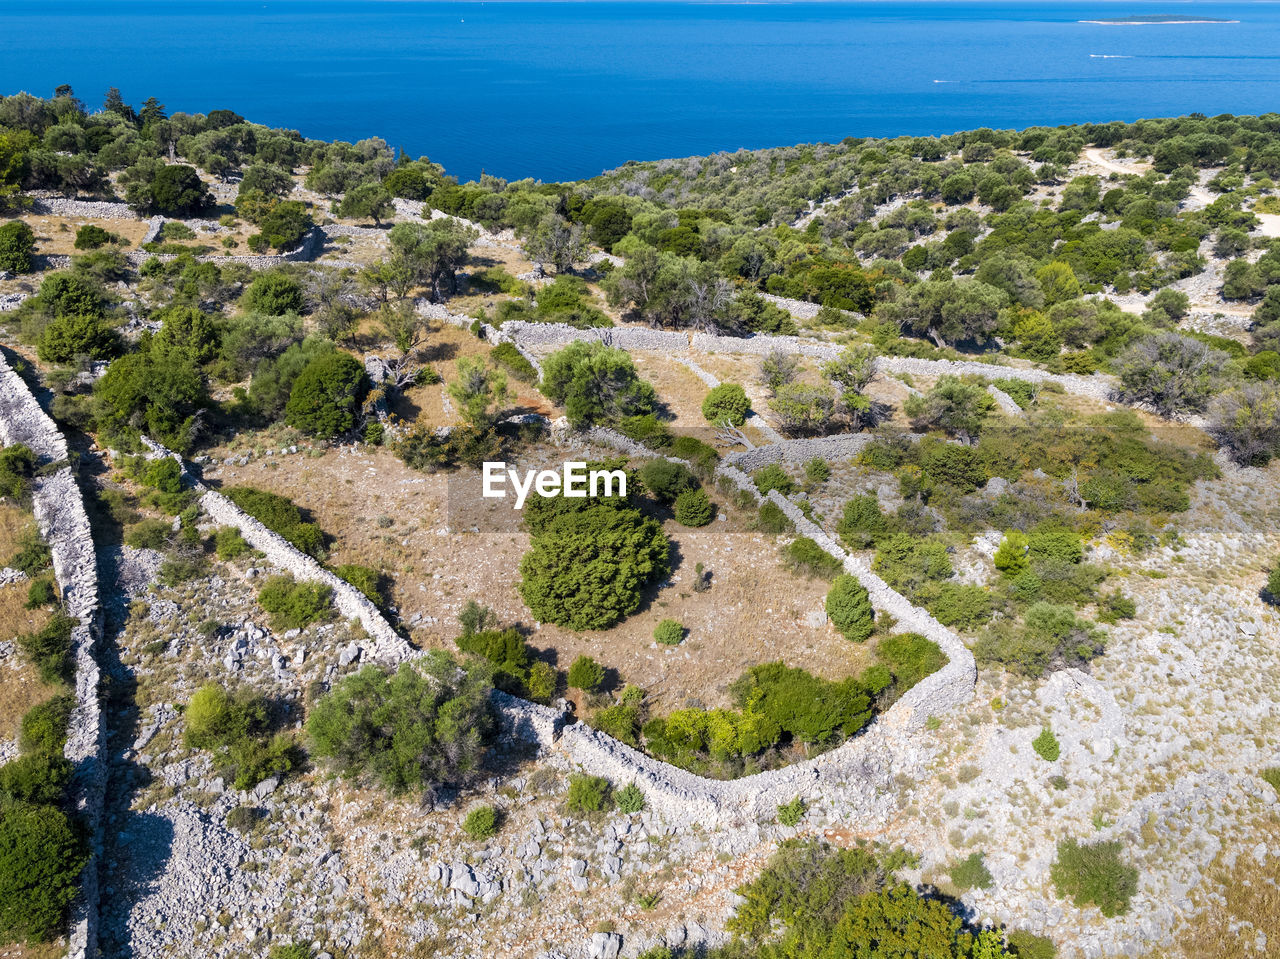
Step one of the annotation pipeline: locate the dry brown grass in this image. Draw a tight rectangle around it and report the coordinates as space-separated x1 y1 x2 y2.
0 940 68 959
19 214 152 256
0 583 58 741
0 502 32 563
1147 813 1280 959
202 442 875 710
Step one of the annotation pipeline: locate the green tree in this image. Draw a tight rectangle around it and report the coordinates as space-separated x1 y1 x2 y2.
37 313 119 363
826 574 875 642
1208 382 1280 466
257 200 313 251
0 220 35 273
540 341 657 427
877 279 1007 348
1114 333 1230 416
567 654 606 692
519 503 668 630
702 382 750 426
134 163 213 216
94 350 207 452
386 218 477 302
993 530 1030 574
284 351 369 439
336 181 393 225
904 376 995 444
0 803 87 943
307 656 494 795
673 487 713 526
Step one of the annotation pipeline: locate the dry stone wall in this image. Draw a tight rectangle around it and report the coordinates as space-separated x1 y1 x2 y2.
0 351 104 959
30 196 135 220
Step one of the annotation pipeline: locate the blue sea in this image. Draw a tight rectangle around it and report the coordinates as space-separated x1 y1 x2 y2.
3 1 1280 182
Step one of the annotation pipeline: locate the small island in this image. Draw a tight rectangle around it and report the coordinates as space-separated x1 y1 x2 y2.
1080 14 1239 24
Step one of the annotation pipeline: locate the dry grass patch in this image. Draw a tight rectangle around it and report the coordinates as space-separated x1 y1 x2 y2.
0 584 59 741
22 214 152 256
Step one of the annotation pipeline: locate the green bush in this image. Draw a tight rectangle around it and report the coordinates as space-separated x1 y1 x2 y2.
753 463 795 496
0 220 35 273
566 773 612 813
527 660 558 702
0 803 88 943
673 487 713 526
462 805 500 840
804 457 831 484
16 613 75 684
950 852 994 890
756 500 794 535
702 382 750 426
1033 727 1061 761
307 656 494 795
1096 590 1136 624
73 224 117 250
267 944 312 959
124 518 172 550
616 782 646 813
876 632 946 689
836 494 890 550
653 619 684 646
256 575 333 631
242 271 304 315
0 751 73 806
223 486 325 558
7 526 51 576
284 351 369 439
1267 560 1280 603
455 627 534 695
567 655 605 693
777 796 806 826
927 582 995 631
334 563 387 607
1006 930 1057 959
1261 767 1280 794
539 341 656 426
0 444 36 501
490 342 538 383
589 703 641 745
826 574 874 642
638 458 698 504
519 502 668 631
975 602 1104 677
783 536 842 580
24 577 56 610
214 526 249 559
1050 838 1138 917
37 313 120 363
994 530 1030 574
19 695 73 755
226 805 260 832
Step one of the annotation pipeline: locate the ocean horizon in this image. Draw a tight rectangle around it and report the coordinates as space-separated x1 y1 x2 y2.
4 0 1280 181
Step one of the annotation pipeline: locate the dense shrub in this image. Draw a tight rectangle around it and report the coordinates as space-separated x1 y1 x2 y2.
756 500 794 535
1033 727 1061 761
490 341 538 382
184 683 295 789
804 457 831 483
455 627 538 696
214 526 249 560
702 382 750 426
653 619 684 646
638 458 698 504
776 796 806 826
616 782 646 813
0 220 35 273
462 805 500 840
567 655 606 693
6 526 51 576
1050 838 1138 917
876 632 946 688
16 613 75 684
0 443 36 501
976 602 1104 676
783 536 842 579
927 582 995 631
256 574 333 630
37 313 120 363
0 803 88 943
826 574 874 642
19 695 72 755
24 577 56 610
873 534 953 595
752 463 795 496
334 563 387 607
284 351 369 439
73 224 117 250
0 751 73 806
539 341 656 426
1114 333 1229 416
242 271 304 315
223 486 325 558
950 852 994 890
837 494 889 550
566 773 612 813
673 487 713 526
307 656 494 795
519 502 668 630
